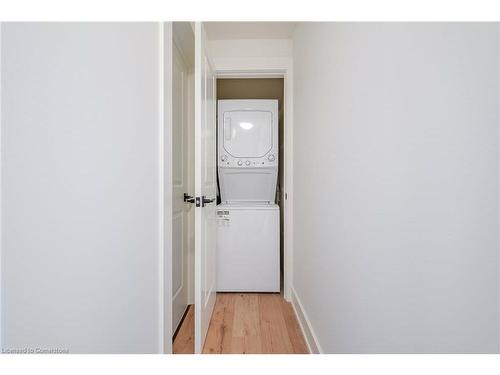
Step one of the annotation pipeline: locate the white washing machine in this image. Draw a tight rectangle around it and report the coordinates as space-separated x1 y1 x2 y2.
216 203 280 292
216 99 280 292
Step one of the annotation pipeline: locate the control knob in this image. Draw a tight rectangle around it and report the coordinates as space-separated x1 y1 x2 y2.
245 160 251 166
268 154 275 162
237 160 243 166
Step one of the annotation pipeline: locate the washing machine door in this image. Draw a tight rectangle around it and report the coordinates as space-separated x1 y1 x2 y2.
222 109 274 158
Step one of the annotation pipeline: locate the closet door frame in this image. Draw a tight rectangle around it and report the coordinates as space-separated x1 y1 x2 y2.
215 64 294 303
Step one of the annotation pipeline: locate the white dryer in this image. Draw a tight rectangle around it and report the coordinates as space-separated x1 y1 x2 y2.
218 99 278 203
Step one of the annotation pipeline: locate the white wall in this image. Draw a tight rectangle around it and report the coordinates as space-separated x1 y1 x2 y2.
1 23 165 353
292 23 499 353
208 39 292 72
0 25 3 350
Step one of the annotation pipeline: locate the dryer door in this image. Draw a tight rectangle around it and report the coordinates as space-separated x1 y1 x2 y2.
222 110 273 158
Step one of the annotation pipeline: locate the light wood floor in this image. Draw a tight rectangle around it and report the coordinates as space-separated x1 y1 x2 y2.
172 304 195 354
173 293 309 354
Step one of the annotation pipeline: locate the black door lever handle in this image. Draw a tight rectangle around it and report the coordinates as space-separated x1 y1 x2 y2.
202 196 215 207
184 193 195 203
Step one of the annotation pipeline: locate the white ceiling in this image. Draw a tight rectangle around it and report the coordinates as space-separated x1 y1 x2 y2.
204 22 296 40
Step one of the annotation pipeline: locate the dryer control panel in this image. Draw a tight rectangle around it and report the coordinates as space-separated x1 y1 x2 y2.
218 153 278 168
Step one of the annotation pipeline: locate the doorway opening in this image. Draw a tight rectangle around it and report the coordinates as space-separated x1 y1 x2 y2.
172 75 304 354
171 23 301 353
197 77 308 354
216 78 285 291
190 75 307 354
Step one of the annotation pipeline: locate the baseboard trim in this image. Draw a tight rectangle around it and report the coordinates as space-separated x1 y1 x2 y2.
291 287 323 354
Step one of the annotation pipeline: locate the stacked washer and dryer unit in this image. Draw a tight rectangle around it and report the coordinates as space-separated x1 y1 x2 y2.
216 99 280 292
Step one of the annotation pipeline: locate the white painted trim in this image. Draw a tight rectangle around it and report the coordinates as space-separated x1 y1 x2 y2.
291 287 322 354
0 23 3 350
214 60 294 302
160 22 174 354
497 22 500 356
283 62 294 303
194 21 202 354
157 21 165 354
186 70 195 306
217 72 285 79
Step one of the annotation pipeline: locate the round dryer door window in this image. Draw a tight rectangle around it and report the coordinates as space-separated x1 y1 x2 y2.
222 110 273 158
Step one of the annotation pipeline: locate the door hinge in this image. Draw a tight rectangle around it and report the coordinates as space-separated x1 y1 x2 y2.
195 196 201 207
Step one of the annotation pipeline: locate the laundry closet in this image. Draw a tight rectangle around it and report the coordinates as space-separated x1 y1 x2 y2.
171 22 296 354
216 79 284 292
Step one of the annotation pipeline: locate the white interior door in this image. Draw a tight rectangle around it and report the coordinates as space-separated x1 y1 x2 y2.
172 40 189 333
194 22 217 354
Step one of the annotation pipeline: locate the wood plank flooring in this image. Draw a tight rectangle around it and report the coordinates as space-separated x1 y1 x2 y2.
173 293 309 354
172 304 195 354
